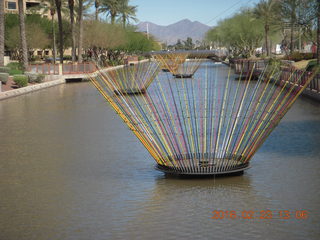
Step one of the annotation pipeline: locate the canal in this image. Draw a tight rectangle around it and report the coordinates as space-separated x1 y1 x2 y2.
0 64 320 240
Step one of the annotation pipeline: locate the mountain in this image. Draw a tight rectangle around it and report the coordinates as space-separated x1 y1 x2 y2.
136 19 211 45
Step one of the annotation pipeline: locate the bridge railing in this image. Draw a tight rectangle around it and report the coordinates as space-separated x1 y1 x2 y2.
62 62 96 75
27 62 97 75
234 59 268 75
27 64 60 75
280 67 320 93
233 59 319 93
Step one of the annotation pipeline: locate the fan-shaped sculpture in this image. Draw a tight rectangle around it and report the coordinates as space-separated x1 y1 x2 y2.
153 52 188 75
89 58 317 176
153 51 206 78
173 58 206 78
104 60 160 95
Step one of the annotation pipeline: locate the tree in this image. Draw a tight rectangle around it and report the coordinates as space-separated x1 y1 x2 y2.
83 20 125 60
120 30 161 53
18 0 29 70
0 0 4 66
206 9 264 57
118 0 137 28
95 0 100 20
44 0 57 64
100 0 120 24
68 0 76 62
175 39 184 50
317 0 320 66
317 0 320 64
183 37 195 50
280 0 300 53
254 0 280 56
6 24 50 60
55 0 64 63
78 0 84 63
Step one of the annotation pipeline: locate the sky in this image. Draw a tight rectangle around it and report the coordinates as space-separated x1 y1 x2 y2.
130 0 261 26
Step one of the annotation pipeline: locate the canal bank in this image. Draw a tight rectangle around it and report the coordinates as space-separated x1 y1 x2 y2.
0 76 65 101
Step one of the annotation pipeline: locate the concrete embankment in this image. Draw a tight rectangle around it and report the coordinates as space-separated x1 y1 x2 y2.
0 77 65 101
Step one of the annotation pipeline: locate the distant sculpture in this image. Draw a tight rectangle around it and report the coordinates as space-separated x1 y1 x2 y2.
153 51 205 78
104 60 160 95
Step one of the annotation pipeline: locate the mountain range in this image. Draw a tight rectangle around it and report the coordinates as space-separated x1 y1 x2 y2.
136 19 211 45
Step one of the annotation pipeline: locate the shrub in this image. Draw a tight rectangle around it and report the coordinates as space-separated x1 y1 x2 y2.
13 75 28 88
35 74 45 83
24 72 37 83
285 52 315 62
306 60 317 72
0 73 9 84
0 67 10 73
138 56 145 61
64 55 72 61
7 62 24 75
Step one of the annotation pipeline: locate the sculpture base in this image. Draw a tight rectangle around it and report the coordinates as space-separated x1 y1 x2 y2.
173 74 194 78
155 162 250 177
114 89 146 95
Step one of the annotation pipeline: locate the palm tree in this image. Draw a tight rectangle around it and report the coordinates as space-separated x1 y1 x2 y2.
118 0 137 28
0 0 4 66
54 0 64 63
100 0 120 24
280 0 300 53
50 7 57 64
317 0 320 65
39 0 65 63
18 0 29 70
95 0 100 21
78 0 84 63
68 0 76 62
254 0 279 56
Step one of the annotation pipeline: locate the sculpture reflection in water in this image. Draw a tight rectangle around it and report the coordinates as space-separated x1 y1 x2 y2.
89 57 317 176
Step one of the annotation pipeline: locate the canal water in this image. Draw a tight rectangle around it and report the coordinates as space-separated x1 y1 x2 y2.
0 64 320 240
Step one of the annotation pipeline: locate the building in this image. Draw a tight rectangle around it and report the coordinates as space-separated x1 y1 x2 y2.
4 0 50 18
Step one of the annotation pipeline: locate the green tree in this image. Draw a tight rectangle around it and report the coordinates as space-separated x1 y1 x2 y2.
120 30 160 53
6 24 50 60
175 39 184 50
253 0 280 56
206 9 264 57
83 20 125 49
100 0 120 24
183 37 194 50
280 0 301 53
118 0 137 28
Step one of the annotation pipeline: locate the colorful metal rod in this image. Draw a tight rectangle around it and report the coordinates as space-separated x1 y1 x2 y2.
89 58 317 174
